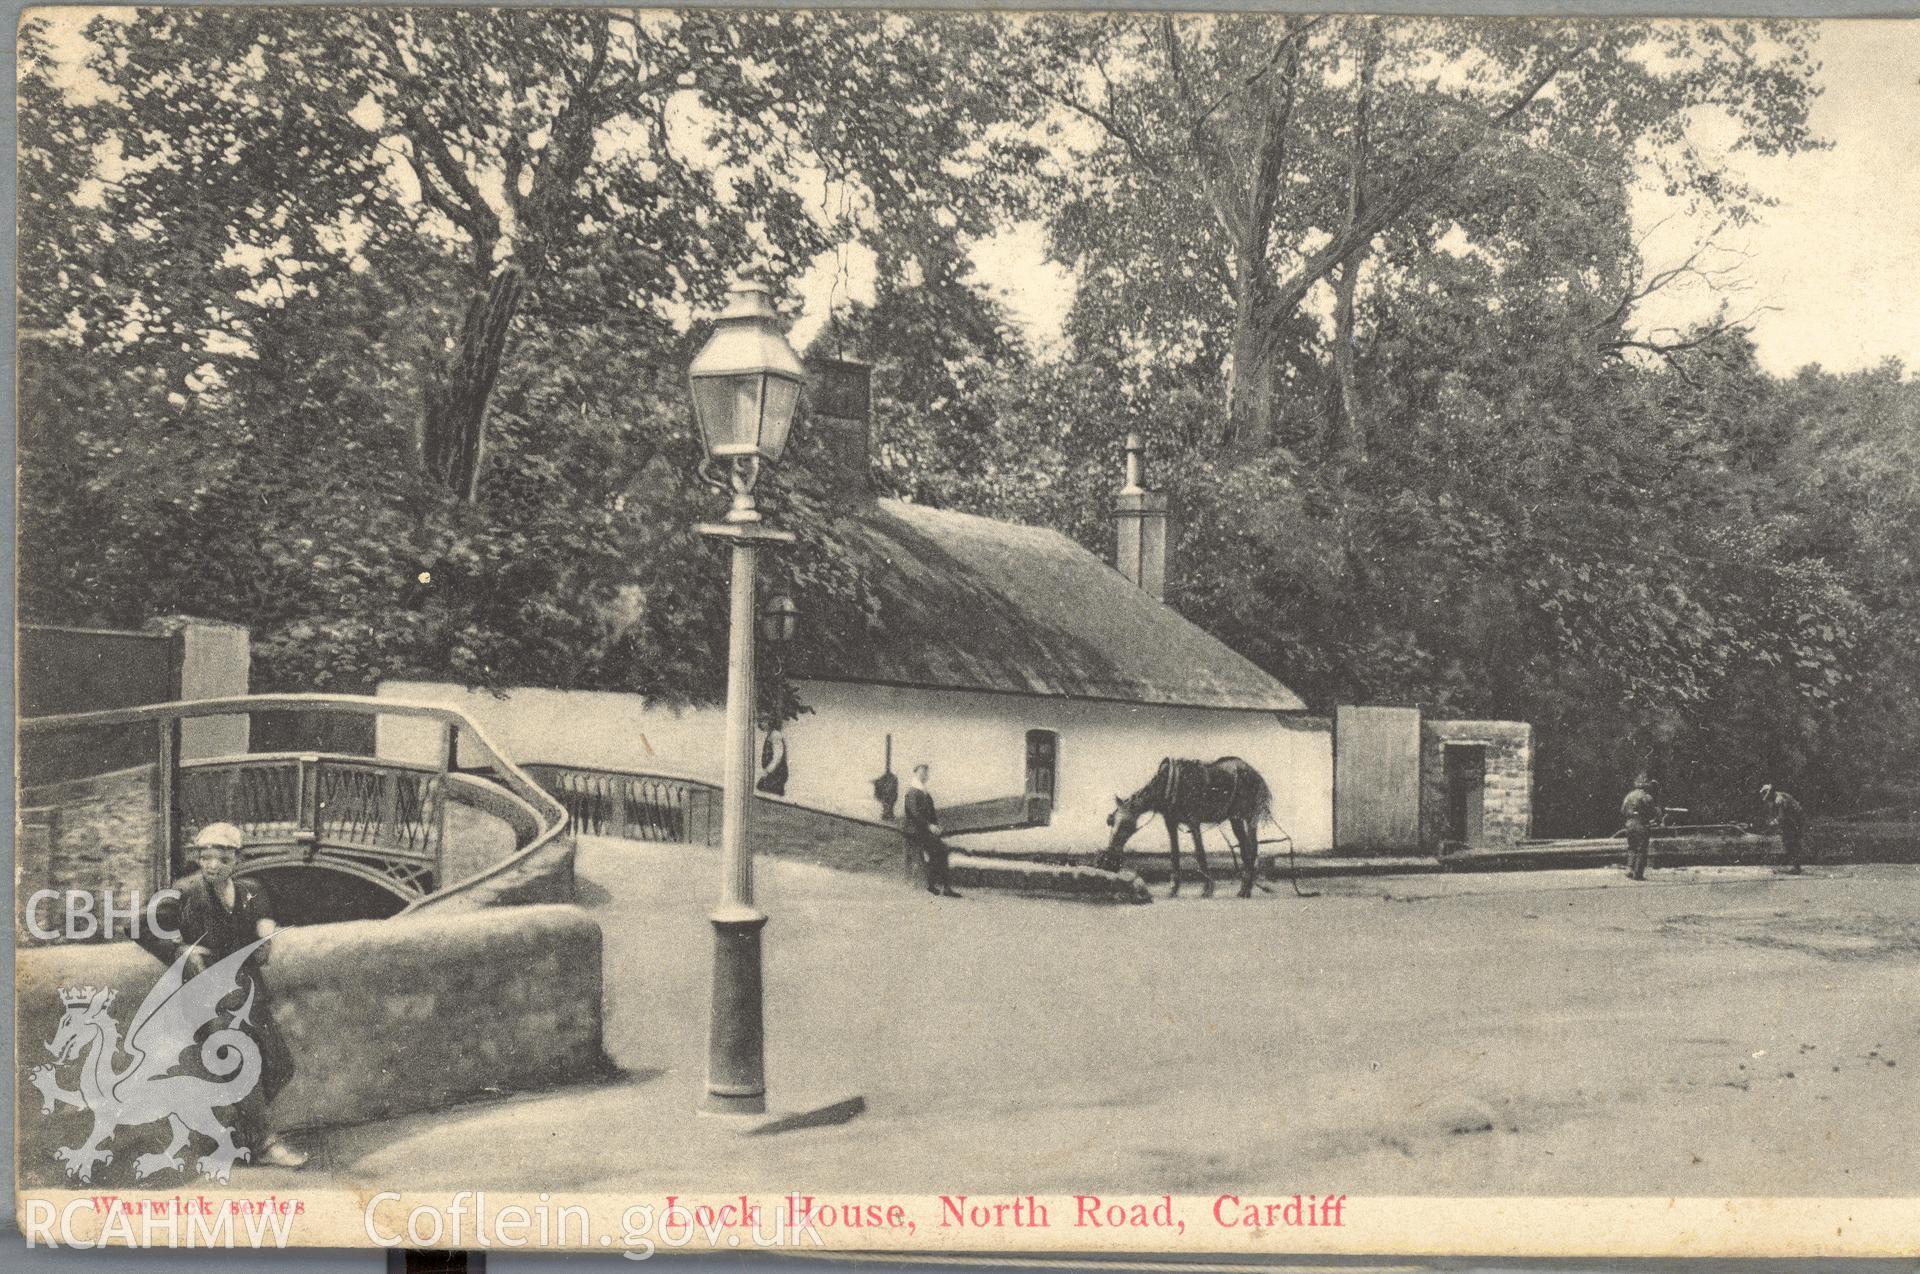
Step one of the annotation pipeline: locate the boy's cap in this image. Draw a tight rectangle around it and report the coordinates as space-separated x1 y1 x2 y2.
192 822 245 850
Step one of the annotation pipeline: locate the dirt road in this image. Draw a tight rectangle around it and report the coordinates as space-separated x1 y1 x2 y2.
314 844 1918 1198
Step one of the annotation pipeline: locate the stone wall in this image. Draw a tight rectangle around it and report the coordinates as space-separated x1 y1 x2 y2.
15 905 605 1188
16 765 164 944
1420 719 1533 850
164 616 252 759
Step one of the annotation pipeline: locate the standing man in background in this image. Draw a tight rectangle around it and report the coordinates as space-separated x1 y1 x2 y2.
755 725 789 797
1758 784 1809 874
1621 774 1663 881
903 763 961 898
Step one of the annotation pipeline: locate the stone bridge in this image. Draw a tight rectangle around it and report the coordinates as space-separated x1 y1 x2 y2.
18 694 575 934
16 695 607 1185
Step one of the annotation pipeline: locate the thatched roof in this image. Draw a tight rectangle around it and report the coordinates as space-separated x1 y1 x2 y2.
797 499 1306 712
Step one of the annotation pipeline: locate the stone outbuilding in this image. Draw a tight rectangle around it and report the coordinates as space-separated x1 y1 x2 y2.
1333 706 1534 853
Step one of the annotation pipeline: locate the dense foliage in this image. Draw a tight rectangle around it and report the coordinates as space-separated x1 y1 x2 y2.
20 12 1917 832
19 7 1036 712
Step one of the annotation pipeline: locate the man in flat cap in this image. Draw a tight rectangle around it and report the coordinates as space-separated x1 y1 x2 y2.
1621 774 1663 881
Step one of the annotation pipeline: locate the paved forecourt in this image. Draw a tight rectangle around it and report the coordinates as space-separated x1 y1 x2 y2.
277 840 1919 1200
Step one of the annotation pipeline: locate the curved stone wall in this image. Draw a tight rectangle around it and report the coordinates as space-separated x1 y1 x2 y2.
15 905 605 1188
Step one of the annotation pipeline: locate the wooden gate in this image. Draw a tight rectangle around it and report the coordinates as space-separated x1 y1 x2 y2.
1335 706 1423 852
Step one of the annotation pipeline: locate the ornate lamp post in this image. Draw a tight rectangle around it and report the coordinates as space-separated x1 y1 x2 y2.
688 278 805 1116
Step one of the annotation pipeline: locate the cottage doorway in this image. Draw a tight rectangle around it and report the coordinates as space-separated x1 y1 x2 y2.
1025 729 1058 807
1444 744 1488 846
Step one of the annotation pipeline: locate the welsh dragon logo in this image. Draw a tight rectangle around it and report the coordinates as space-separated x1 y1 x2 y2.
32 935 274 1184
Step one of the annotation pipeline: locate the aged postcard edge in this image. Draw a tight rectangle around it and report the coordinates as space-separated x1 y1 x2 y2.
11 3 1919 1264
12 1189 1920 1258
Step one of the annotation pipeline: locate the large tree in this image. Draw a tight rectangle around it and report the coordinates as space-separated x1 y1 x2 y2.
18 8 1037 697
25 7 1039 499
1030 14 1824 452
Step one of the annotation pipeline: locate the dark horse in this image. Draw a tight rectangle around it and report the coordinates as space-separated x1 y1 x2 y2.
1099 757 1271 898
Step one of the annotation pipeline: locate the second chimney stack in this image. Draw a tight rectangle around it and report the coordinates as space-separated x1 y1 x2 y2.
805 356 873 498
1113 433 1171 600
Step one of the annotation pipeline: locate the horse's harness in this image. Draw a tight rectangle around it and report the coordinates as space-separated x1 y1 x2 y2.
1161 757 1244 828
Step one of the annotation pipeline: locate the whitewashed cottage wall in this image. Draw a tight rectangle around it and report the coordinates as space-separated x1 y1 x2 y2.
377 678 1334 851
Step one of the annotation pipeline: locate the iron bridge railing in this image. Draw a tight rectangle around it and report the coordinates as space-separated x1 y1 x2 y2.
19 694 569 908
174 752 449 899
525 763 720 846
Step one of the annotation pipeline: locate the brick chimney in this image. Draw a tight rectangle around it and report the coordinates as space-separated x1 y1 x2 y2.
1112 433 1171 600
805 357 873 497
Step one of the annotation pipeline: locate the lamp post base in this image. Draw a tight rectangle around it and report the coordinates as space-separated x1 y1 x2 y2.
702 904 769 1117
699 1092 767 1118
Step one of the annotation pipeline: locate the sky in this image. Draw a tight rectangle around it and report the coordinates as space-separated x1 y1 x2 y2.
1627 19 1920 376
794 18 1920 379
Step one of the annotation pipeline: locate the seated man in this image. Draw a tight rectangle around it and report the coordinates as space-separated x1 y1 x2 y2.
147 822 309 1169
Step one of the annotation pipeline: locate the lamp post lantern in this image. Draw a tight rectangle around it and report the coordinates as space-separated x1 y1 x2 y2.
759 594 801 646
689 278 804 1117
